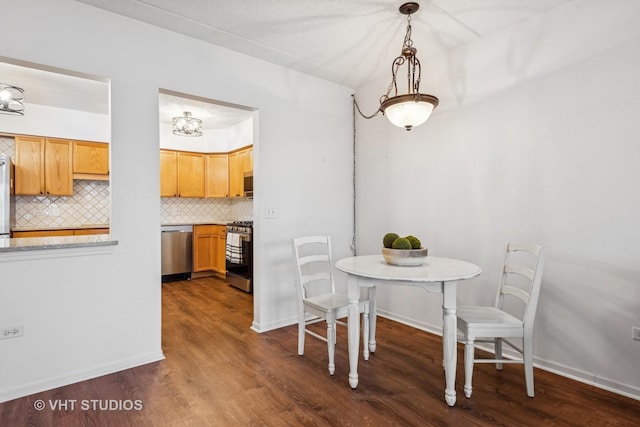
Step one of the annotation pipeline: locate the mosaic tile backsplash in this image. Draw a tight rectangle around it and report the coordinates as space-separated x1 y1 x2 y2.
161 197 253 224
16 181 111 228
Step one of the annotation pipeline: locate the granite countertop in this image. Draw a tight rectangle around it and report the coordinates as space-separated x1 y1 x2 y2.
11 224 110 232
0 234 117 253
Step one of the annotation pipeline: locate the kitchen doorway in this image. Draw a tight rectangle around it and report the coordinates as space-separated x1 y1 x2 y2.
157 88 258 319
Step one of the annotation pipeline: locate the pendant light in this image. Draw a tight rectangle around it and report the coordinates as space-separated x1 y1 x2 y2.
172 111 203 137
355 2 438 131
0 83 25 115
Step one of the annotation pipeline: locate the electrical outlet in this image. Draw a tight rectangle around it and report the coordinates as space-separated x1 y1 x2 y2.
632 327 640 341
0 325 24 340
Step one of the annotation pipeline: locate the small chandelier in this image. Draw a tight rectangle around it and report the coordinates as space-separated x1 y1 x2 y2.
0 83 25 115
172 111 202 137
355 2 438 131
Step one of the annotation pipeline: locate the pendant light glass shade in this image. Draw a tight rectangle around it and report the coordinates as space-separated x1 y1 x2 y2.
172 111 202 137
0 83 25 115
381 94 437 130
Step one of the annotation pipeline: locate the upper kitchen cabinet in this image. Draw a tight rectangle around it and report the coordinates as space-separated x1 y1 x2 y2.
15 136 73 196
177 152 205 198
229 146 252 198
206 154 229 198
246 146 253 172
73 141 109 180
160 150 178 197
160 149 205 198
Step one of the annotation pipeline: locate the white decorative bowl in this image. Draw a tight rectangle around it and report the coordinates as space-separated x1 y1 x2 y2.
382 247 428 266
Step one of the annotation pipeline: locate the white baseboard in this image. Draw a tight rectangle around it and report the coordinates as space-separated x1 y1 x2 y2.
0 351 165 403
376 309 640 401
251 315 298 333
532 356 640 401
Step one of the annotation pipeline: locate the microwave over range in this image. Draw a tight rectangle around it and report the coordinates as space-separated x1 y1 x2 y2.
243 171 253 198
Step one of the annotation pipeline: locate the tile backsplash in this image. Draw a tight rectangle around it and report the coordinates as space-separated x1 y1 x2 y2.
161 197 253 224
0 135 14 157
15 181 111 228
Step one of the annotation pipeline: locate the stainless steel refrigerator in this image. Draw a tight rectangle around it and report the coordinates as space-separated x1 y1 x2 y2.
0 153 15 239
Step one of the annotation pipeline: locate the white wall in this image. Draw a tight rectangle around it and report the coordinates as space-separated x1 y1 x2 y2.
0 103 109 142
0 0 353 402
159 117 253 152
355 0 640 398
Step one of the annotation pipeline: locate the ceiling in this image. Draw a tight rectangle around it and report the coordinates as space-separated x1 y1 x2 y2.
3 0 573 127
75 0 574 88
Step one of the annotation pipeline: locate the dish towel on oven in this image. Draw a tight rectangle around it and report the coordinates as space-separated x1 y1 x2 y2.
226 232 244 264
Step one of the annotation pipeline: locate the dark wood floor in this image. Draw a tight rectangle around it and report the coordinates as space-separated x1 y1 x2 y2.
1 277 638 426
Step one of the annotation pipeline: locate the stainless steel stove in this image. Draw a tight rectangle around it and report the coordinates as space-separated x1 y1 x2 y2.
225 220 253 293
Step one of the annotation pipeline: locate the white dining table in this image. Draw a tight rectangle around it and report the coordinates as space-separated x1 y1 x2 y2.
335 254 481 406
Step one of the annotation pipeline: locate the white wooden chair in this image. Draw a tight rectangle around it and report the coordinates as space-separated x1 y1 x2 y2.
292 235 370 375
457 242 546 398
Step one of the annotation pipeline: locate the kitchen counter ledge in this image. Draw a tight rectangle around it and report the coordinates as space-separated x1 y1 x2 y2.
0 234 118 253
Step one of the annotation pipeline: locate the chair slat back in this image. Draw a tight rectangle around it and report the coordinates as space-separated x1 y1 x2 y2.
495 242 546 330
292 236 336 300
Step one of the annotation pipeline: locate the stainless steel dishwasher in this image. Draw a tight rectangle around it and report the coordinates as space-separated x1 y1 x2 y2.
161 225 193 282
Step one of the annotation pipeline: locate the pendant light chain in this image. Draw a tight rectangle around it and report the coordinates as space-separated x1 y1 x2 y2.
353 95 381 119
351 94 357 256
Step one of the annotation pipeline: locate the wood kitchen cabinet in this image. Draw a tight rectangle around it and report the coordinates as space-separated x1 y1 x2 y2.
193 224 226 274
15 136 73 196
228 146 252 198
206 154 229 198
160 150 178 197
160 149 206 198
177 152 205 197
72 228 109 235
73 141 109 180
245 146 253 171
12 229 74 238
12 228 109 238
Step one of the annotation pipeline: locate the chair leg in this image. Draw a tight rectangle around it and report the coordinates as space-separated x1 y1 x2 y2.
362 305 370 361
332 324 337 347
464 339 475 398
298 308 305 356
524 336 535 397
495 338 503 370
327 321 336 375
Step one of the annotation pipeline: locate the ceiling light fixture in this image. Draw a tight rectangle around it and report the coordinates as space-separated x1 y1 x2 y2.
0 83 25 115
172 111 202 137
354 2 438 131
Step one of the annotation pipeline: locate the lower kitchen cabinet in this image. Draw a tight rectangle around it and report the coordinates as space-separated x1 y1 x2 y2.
12 228 109 238
193 225 226 274
72 228 110 236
